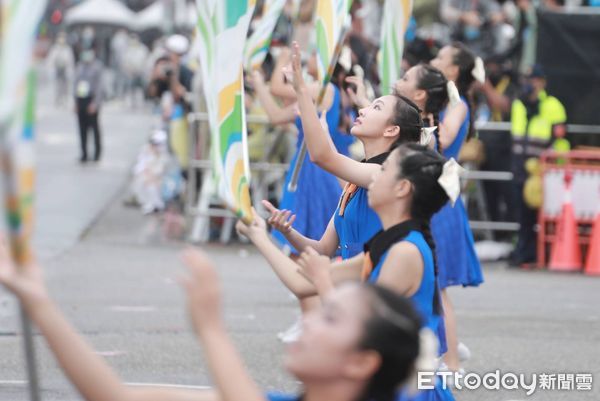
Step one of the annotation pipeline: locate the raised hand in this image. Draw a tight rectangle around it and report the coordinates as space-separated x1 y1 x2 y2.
261 200 296 234
345 76 369 108
180 247 223 335
289 41 307 93
0 236 48 308
297 247 334 296
248 69 266 89
235 207 268 241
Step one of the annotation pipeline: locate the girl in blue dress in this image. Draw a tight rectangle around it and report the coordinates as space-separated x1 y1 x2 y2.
250 52 346 255
261 42 428 262
0 238 432 401
430 43 485 372
238 144 460 401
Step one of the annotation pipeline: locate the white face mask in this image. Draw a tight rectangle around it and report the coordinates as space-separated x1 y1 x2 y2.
81 51 94 63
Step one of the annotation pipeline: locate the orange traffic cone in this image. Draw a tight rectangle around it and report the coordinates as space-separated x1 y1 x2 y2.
584 190 600 276
549 173 582 272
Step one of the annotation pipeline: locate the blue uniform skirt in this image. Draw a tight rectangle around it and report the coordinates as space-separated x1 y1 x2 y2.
431 198 483 289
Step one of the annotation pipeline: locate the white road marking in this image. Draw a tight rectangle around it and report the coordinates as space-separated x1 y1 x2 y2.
0 380 27 386
95 350 126 357
125 382 211 389
110 306 156 313
0 380 210 390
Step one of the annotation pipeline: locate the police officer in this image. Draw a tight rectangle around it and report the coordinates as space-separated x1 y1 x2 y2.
510 64 566 266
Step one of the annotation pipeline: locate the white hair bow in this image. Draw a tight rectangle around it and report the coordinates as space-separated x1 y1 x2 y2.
438 158 465 206
446 81 461 108
420 126 437 146
471 57 486 84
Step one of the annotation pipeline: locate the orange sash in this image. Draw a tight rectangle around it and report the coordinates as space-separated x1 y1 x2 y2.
338 182 358 217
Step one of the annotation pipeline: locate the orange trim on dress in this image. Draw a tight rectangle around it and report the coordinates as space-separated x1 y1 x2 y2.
338 182 358 217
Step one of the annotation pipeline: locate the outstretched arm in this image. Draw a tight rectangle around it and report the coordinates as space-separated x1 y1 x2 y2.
236 212 363 298
249 70 297 125
262 200 339 257
0 239 219 401
289 43 379 188
269 48 298 100
181 249 266 401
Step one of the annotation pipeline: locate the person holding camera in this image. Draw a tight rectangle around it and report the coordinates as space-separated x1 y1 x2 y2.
147 35 194 114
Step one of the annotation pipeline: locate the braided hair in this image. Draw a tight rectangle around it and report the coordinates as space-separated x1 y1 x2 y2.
395 144 449 315
358 284 422 401
388 94 424 148
449 42 477 140
415 64 449 153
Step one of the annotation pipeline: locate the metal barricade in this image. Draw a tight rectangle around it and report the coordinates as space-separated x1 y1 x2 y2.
185 112 289 243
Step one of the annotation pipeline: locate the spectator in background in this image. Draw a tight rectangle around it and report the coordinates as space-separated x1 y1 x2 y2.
510 64 566 267
292 0 316 53
413 0 441 28
440 0 505 57
474 55 519 232
74 49 104 163
507 0 537 75
270 0 294 46
147 34 194 173
147 35 194 115
110 28 129 99
123 34 149 108
46 32 75 107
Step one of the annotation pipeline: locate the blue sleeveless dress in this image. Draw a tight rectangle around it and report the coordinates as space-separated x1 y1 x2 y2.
333 153 387 259
432 98 483 289
367 231 453 401
272 86 346 252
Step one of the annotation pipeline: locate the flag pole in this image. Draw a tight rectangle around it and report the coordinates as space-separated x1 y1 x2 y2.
287 24 350 192
0 4 42 397
0 124 42 401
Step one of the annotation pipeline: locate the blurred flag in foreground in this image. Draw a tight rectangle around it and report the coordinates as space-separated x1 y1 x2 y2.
379 0 413 95
196 0 256 222
244 0 287 71
0 0 47 263
314 0 353 86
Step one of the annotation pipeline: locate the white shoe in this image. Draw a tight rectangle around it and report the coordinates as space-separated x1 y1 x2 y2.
458 342 471 362
278 319 302 343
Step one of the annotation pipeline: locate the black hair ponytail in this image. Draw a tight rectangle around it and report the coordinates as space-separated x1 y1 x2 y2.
449 42 477 140
395 144 450 315
415 64 449 154
388 94 423 149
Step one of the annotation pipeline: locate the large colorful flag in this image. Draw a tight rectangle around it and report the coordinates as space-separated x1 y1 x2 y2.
287 0 352 192
0 0 47 263
244 0 287 71
314 0 353 87
195 0 256 222
379 0 413 95
0 1 48 398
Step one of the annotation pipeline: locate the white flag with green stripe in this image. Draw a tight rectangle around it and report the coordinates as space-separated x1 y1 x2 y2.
315 0 353 86
195 0 256 221
379 0 413 95
244 0 286 71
